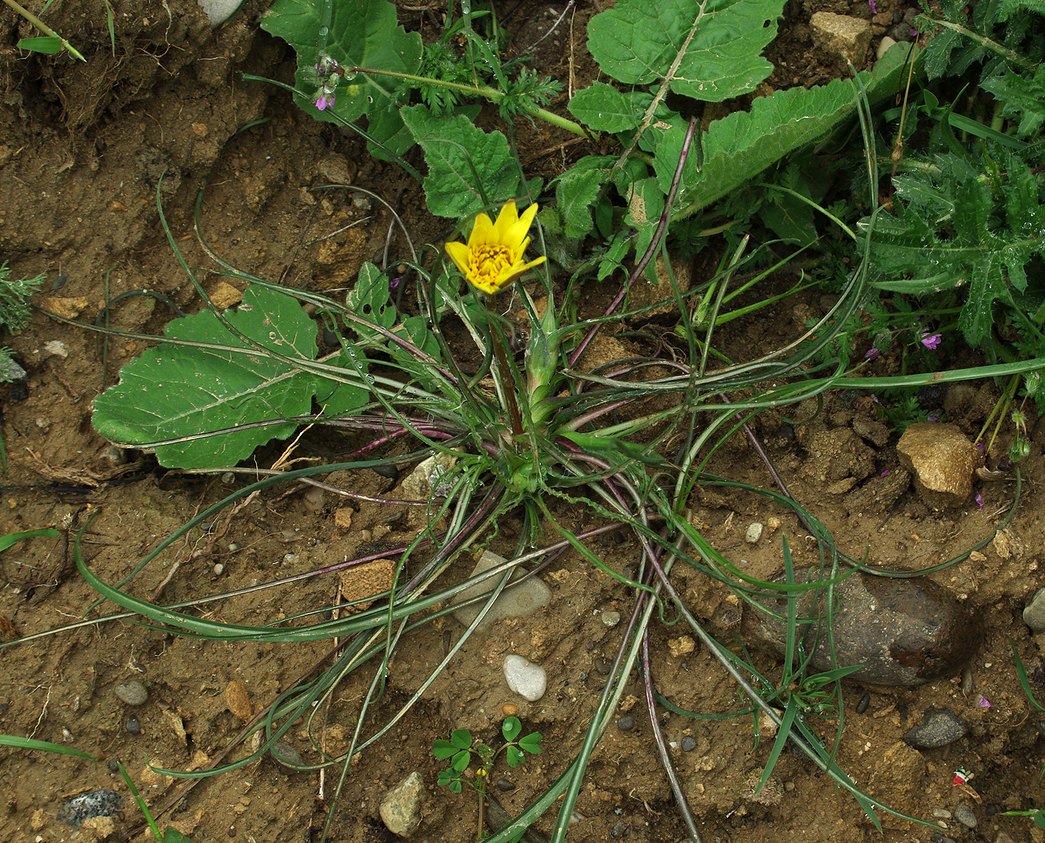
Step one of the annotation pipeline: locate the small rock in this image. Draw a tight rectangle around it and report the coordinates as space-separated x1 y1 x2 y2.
617 714 636 732
953 803 977 828
503 654 547 702
271 742 305 768
39 295 89 319
113 680 148 706
903 707 967 749
667 635 696 658
897 423 982 508
124 714 141 735
876 35 898 60
224 679 253 721
1023 587 1045 632
744 569 982 687
681 735 697 752
745 522 764 544
452 551 551 628
810 12 873 64
0 354 26 382
601 610 621 627
379 771 424 837
81 816 116 840
399 454 457 500
58 791 123 827
43 339 69 359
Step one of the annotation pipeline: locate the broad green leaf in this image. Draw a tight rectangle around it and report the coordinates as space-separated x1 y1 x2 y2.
505 745 525 768
588 0 784 103
501 716 522 742
17 36 63 55
451 749 471 773
664 44 916 215
518 732 543 754
568 83 651 133
345 262 440 365
400 105 520 219
261 0 422 125
93 287 368 469
432 739 458 761
450 728 473 749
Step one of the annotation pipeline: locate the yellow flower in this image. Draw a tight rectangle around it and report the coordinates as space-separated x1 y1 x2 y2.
445 201 546 295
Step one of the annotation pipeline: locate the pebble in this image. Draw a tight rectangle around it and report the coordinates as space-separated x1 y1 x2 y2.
57 791 123 827
124 714 141 735
744 569 982 687
495 779 515 792
616 714 636 732
681 735 697 752
903 707 968 749
379 771 424 837
452 551 551 628
897 423 982 508
953 804 978 828
113 680 148 706
611 822 628 838
595 657 612 676
601 610 621 627
745 522 764 544
876 35 898 60
1023 587 1045 632
503 654 547 702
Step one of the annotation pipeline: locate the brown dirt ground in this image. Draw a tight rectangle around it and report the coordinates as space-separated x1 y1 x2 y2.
2 1 1044 842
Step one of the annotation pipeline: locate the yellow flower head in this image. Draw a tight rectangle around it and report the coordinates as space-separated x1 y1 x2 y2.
445 201 546 295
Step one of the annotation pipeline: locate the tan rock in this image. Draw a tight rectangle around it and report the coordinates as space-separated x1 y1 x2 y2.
337 558 395 612
667 635 696 658
224 679 253 722
810 12 872 65
897 422 982 508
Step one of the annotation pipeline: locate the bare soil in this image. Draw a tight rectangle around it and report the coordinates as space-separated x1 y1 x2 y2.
2 2 1044 842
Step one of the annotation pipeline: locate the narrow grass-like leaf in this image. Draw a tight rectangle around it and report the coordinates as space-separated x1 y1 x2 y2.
0 527 59 553
0 734 94 761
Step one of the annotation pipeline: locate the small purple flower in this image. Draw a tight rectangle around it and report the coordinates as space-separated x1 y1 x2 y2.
921 332 943 350
316 95 330 111
975 491 984 508
977 695 991 709
880 469 890 477
864 346 880 361
868 0 878 13
927 411 939 423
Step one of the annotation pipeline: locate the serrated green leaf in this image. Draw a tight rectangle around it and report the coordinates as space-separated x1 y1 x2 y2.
345 262 440 366
981 65 1045 138
92 287 366 469
399 105 520 219
568 83 651 132
554 156 615 239
588 0 784 103
260 0 422 123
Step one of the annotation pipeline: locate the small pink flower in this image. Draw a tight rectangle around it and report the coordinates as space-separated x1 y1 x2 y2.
880 469 890 477
921 332 943 350
975 492 984 508
868 0 878 12
316 94 335 111
977 695 991 709
864 346 880 361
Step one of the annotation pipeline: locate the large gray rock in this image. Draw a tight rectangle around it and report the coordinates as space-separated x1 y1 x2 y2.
379 771 424 837
1023 587 1045 632
451 551 551 629
744 570 982 687
897 423 982 509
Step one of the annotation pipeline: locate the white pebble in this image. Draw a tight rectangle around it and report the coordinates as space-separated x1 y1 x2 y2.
745 522 764 544
503 654 547 702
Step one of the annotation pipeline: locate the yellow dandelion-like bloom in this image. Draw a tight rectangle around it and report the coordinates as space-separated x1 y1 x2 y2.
445 201 546 295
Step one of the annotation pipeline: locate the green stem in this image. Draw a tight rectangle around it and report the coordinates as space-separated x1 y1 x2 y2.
3 0 85 61
349 66 587 137
921 15 1036 71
